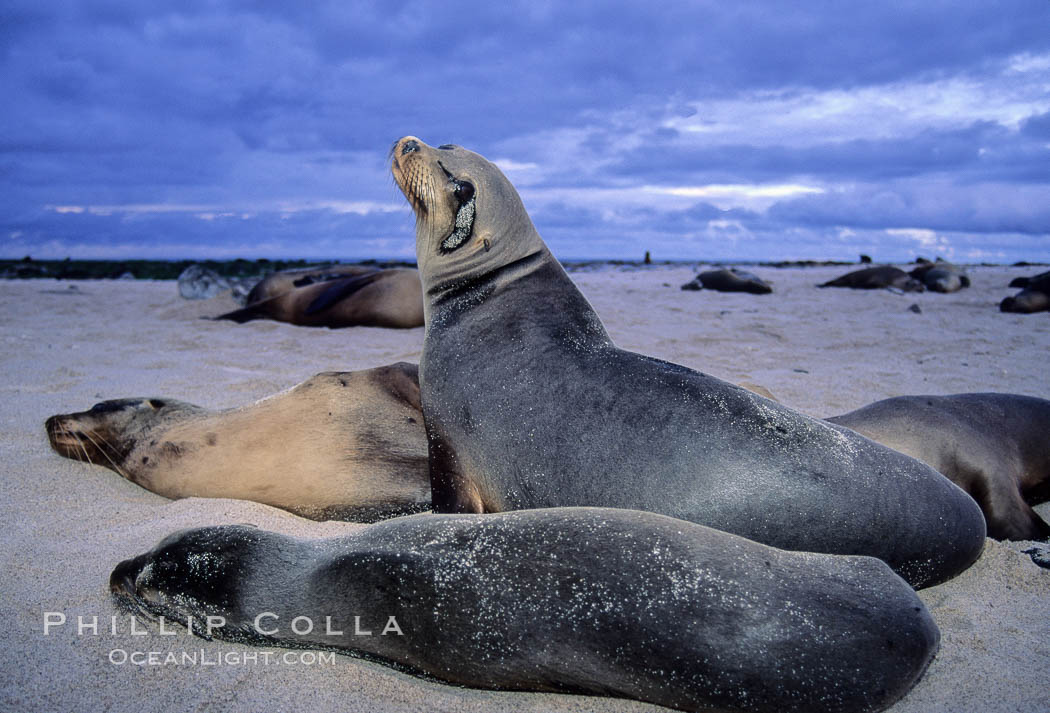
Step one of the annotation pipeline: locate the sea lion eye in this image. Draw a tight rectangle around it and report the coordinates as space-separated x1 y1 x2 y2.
455 181 474 202
148 399 166 409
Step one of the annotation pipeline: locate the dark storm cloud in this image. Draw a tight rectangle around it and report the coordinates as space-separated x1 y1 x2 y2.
603 120 1050 185
2 0 1049 260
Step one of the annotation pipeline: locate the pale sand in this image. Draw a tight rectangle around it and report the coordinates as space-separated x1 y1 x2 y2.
1 264 1047 713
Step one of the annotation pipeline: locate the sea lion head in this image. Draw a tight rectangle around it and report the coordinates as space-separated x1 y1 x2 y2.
390 136 546 299
45 397 200 477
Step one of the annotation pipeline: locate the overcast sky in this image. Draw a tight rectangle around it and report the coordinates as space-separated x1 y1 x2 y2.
3 1 1050 262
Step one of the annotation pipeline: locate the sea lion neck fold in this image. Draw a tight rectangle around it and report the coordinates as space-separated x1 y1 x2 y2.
391 136 562 321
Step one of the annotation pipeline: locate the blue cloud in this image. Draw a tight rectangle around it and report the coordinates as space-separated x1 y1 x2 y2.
2 1 1049 262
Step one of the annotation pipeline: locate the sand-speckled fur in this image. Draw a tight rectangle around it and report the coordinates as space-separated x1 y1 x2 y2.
111 507 939 713
391 136 986 589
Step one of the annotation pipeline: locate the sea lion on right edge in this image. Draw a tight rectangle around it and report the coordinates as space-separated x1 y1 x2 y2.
391 136 985 589
215 267 424 328
1001 270 1050 313
818 266 925 292
45 363 430 522
111 507 939 713
826 393 1050 542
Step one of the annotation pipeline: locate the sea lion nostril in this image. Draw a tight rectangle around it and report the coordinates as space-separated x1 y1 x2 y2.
400 140 420 156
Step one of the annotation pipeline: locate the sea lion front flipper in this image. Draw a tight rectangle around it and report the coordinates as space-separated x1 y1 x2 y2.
305 273 384 315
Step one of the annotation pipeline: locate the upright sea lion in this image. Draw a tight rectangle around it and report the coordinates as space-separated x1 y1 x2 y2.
214 267 424 328
680 268 772 294
909 260 970 293
45 363 430 521
818 266 924 292
826 393 1050 541
391 136 984 588
111 507 939 713
1001 271 1050 313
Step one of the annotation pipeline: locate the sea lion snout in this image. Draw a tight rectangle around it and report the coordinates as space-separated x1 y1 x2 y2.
109 556 142 597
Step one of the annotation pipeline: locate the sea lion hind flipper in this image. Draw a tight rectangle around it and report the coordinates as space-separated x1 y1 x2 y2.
305 273 384 315
212 305 263 323
212 295 289 323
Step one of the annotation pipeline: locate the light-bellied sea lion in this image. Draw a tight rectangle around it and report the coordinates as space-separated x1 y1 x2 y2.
45 363 430 521
214 267 424 328
680 268 772 294
909 260 970 293
826 393 1050 542
391 136 984 589
818 266 924 292
1001 270 1050 313
111 507 939 713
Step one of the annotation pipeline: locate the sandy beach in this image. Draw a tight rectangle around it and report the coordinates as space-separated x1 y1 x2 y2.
1 263 1047 713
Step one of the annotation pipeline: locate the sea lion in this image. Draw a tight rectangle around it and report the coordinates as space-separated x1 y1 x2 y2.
111 507 939 713
214 267 424 328
1001 271 1050 313
909 260 970 293
826 393 1050 541
818 266 925 292
391 136 985 588
45 363 430 521
680 268 772 294
240 264 381 302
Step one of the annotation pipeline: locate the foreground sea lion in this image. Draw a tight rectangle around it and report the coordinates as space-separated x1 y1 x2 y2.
827 393 1050 542
45 363 430 521
909 261 970 293
818 266 924 292
680 268 772 294
111 507 939 713
391 136 984 588
1001 270 1050 314
215 267 424 328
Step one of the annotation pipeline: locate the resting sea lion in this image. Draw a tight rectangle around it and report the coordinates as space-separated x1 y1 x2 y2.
1001 271 1050 313
680 268 772 294
818 266 925 292
111 507 939 713
391 136 984 588
240 264 380 302
45 363 430 521
215 267 424 328
909 261 970 293
826 393 1050 541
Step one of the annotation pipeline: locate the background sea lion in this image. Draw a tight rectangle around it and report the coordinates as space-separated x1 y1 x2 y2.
819 266 925 292
909 260 970 293
111 507 939 713
1001 270 1050 313
214 267 424 328
826 393 1050 542
680 267 772 294
391 136 985 589
45 363 430 521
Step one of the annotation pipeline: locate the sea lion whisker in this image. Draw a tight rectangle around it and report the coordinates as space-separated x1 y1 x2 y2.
60 425 94 467
80 428 130 479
